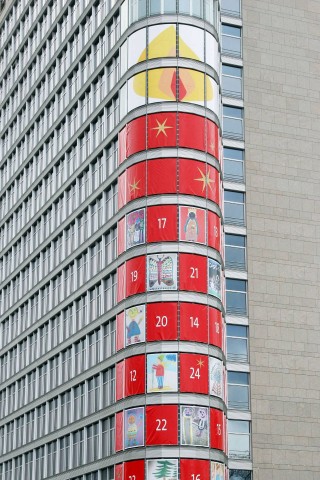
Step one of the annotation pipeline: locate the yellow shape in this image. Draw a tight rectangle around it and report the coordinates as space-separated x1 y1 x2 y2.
132 71 147 98
129 178 140 194
151 118 173 137
140 25 177 61
194 167 214 192
197 358 205 368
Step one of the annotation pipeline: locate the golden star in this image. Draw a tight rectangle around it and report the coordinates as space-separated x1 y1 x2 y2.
129 178 140 194
151 118 173 137
194 167 214 192
197 358 205 368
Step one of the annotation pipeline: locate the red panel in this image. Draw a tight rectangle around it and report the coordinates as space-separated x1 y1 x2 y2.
209 308 223 349
126 256 146 297
208 211 221 252
179 206 206 244
179 253 207 293
147 112 177 149
115 412 124 452
119 125 127 164
125 355 146 397
180 353 209 394
118 217 126 255
124 460 145 480
126 162 146 203
118 171 127 210
117 263 126 303
147 302 178 341
146 405 178 445
206 118 220 159
147 205 178 243
127 116 147 157
116 361 124 400
180 159 214 200
179 113 206 152
210 408 224 451
180 303 208 343
147 159 177 195
116 311 125 351
115 463 124 480
207 165 220 205
180 459 210 480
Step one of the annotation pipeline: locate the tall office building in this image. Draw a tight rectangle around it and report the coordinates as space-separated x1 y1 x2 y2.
0 0 319 479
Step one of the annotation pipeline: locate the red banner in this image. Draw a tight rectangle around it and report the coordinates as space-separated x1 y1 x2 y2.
124 460 145 480
147 205 178 243
118 125 127 164
147 302 178 341
116 311 125 351
207 165 220 205
179 159 219 204
127 116 147 157
147 112 177 149
180 459 210 480
126 161 146 203
180 303 208 343
206 118 220 159
209 308 223 349
179 253 207 293
117 263 126 303
115 463 124 480
179 113 206 151
117 217 126 255
115 412 124 452
146 405 178 445
208 211 221 252
118 171 127 210
116 361 124 401
180 353 209 394
210 408 224 451
125 355 146 397
126 256 146 297
147 158 177 194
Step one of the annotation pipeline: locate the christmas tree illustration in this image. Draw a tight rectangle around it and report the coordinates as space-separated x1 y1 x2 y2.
152 459 177 480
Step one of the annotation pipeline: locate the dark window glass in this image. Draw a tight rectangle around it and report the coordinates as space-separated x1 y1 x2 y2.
223 106 244 140
228 371 250 410
226 279 247 315
223 147 244 182
228 420 251 459
224 190 245 226
222 65 242 98
221 0 241 17
226 325 248 362
230 471 252 480
225 234 246 270
222 24 242 57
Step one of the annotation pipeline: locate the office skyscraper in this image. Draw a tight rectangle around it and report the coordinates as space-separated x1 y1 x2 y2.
1 0 319 479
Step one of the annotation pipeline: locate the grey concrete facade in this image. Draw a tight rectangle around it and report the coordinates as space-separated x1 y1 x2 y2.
244 0 320 478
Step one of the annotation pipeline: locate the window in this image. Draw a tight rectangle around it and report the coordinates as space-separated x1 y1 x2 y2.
222 24 242 57
228 371 249 410
225 234 246 270
223 106 244 140
226 279 247 315
230 470 252 480
223 147 244 182
222 65 242 98
221 0 241 17
224 190 245 226
227 325 248 363
228 420 250 459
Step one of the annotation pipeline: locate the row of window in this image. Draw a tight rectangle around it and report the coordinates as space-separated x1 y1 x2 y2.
123 0 219 29
0 0 114 105
1 21 120 151
0 142 117 279
0 416 115 479
0 367 115 456
0 315 115 420
0 187 117 314
1 265 116 350
0 274 117 381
